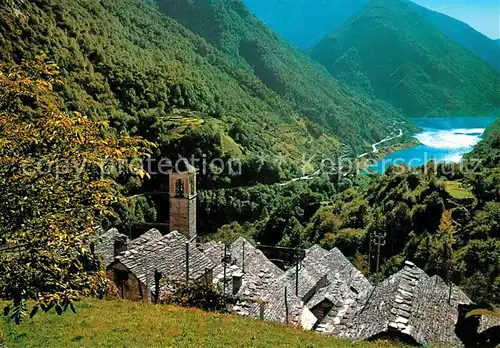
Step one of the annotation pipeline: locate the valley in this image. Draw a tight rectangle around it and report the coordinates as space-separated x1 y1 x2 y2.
369 117 497 173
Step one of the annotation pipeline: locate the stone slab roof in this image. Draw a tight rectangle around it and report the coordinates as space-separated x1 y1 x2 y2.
309 247 374 335
208 238 284 306
112 230 214 290
281 245 372 305
229 267 316 329
208 238 315 329
94 228 129 267
128 229 163 249
280 245 329 302
306 248 373 308
231 238 284 277
238 274 314 329
201 238 283 277
199 241 224 266
478 314 500 335
323 248 373 296
336 261 472 347
409 275 472 346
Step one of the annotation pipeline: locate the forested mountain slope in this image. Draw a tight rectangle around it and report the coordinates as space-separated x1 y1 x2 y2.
156 0 411 152
408 2 500 72
311 0 500 117
242 0 367 50
243 0 500 73
0 0 350 185
467 119 500 168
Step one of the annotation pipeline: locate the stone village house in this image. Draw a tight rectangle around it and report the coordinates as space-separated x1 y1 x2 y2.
96 159 499 347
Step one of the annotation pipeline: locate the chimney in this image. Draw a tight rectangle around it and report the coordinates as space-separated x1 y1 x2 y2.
113 238 127 257
232 271 243 295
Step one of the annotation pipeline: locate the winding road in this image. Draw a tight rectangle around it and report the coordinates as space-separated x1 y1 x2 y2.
357 128 403 158
277 124 405 186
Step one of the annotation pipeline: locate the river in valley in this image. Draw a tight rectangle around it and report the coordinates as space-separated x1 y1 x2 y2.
368 117 497 173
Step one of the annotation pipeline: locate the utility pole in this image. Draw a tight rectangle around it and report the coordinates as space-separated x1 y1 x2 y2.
368 230 372 273
295 251 300 297
223 244 227 294
242 242 245 273
373 230 386 275
154 270 161 304
295 236 302 297
375 206 386 276
445 246 452 305
185 241 190 283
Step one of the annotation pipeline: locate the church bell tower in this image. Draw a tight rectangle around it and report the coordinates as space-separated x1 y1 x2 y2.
169 158 197 240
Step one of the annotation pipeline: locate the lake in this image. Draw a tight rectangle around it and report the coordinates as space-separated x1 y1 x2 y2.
368 117 497 173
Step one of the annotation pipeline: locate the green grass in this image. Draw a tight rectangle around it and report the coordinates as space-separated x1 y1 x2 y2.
0 299 405 347
445 181 475 200
220 133 243 157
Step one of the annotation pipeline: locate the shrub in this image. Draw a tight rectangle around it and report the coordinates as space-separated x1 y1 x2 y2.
161 282 232 313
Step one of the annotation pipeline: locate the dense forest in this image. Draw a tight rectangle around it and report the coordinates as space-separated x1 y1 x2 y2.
0 0 418 230
157 0 411 151
0 0 339 180
311 0 500 117
0 0 412 163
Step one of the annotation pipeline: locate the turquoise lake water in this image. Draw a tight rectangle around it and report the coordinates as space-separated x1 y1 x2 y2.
368 117 497 173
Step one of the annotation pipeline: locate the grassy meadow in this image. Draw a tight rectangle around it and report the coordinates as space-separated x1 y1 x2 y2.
0 299 407 347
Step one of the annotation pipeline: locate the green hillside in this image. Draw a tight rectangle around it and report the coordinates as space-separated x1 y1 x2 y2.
0 299 403 347
311 0 500 117
242 0 500 73
467 119 500 168
243 0 368 50
0 0 346 184
156 0 412 152
408 1 500 72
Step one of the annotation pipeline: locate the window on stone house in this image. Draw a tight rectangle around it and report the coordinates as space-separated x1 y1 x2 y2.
190 177 195 196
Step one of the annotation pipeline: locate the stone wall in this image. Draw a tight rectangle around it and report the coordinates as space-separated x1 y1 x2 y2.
170 198 191 239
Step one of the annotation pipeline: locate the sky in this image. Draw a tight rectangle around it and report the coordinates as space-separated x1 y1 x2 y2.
412 0 500 39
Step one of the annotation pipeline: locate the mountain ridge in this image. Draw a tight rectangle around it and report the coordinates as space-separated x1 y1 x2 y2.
156 0 412 154
243 0 367 50
242 0 500 73
408 1 500 71
310 0 500 117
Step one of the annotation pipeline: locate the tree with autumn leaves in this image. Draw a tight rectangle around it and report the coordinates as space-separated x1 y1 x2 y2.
0 57 153 322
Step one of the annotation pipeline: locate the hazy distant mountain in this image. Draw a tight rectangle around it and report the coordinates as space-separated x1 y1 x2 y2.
242 0 368 50
242 0 500 72
409 2 500 71
311 0 500 117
